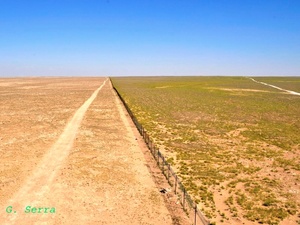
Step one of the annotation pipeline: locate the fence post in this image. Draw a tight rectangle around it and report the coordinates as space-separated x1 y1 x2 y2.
183 188 186 210
175 175 177 194
194 205 197 225
150 142 153 155
167 164 170 180
152 146 155 157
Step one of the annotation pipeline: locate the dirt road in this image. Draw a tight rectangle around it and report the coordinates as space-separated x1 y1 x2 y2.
249 77 300 96
0 78 172 225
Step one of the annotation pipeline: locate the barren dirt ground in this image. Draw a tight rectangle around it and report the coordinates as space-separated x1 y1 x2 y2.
0 77 173 225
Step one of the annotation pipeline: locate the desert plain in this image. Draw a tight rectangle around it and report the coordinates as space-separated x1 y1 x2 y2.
0 77 173 225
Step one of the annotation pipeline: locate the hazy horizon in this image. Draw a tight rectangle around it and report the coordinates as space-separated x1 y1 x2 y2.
1 75 300 79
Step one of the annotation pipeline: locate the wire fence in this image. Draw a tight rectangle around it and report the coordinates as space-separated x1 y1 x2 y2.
111 79 210 225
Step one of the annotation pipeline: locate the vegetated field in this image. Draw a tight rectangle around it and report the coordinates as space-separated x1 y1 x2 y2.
111 76 300 225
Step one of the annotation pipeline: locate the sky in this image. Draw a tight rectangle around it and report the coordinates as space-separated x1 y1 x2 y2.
0 0 299 77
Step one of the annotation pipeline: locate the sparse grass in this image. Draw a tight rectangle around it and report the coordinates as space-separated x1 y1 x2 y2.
111 76 300 224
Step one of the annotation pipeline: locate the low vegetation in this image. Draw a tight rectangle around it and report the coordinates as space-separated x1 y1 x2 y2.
111 76 300 225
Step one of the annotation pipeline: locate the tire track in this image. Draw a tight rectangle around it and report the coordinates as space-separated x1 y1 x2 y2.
1 78 108 224
248 77 300 96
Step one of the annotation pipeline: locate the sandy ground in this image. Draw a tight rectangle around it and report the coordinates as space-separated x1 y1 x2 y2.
0 78 173 225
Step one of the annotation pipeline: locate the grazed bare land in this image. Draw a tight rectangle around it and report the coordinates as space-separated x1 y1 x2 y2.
0 77 172 225
111 76 300 225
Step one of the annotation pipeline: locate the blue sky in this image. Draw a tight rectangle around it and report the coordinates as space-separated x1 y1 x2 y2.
0 0 299 77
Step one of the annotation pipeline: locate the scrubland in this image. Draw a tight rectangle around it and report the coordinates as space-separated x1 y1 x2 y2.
111 76 300 225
